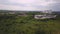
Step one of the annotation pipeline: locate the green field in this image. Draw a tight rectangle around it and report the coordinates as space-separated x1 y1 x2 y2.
0 12 60 34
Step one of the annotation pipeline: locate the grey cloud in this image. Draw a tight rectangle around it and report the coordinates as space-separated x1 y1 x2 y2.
53 0 60 3
52 3 60 11
48 3 60 11
0 0 60 11
0 0 27 7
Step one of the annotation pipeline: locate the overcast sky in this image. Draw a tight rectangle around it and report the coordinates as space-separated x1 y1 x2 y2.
0 0 60 11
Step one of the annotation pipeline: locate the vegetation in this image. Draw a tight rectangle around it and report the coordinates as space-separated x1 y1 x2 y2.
0 11 60 34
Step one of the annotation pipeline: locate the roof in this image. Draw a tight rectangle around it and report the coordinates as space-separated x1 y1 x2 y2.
34 15 57 19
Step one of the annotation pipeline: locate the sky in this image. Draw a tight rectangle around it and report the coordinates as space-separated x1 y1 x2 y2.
0 0 60 11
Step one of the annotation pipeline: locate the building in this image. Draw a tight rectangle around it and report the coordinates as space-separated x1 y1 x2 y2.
34 15 57 19
18 13 27 16
42 10 52 14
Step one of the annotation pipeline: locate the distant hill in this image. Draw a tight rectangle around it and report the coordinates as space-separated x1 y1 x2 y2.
53 11 60 15
0 10 60 14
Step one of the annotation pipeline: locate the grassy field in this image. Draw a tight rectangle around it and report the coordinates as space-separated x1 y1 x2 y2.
0 12 60 34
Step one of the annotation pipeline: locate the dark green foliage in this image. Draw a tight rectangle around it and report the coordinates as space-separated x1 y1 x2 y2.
0 13 60 34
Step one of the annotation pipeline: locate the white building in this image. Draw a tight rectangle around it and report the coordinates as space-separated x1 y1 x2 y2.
34 15 57 19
